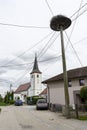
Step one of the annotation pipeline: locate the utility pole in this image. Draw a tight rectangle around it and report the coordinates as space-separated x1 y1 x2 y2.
10 83 12 93
50 15 71 118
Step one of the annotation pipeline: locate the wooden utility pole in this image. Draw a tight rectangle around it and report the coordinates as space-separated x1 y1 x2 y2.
50 15 71 118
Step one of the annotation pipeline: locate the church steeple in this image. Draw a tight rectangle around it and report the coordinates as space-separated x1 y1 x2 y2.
31 54 41 74
30 54 42 96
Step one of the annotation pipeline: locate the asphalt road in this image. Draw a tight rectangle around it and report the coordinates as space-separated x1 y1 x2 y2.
0 105 87 130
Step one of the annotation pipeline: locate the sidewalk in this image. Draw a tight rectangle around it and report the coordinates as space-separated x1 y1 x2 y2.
53 112 87 130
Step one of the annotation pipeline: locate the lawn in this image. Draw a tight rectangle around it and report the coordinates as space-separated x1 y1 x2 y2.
79 116 87 120
0 102 8 106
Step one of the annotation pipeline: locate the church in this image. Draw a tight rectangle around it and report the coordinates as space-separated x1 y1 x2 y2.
14 55 46 102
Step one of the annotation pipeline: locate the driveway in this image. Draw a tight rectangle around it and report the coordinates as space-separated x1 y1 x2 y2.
0 105 87 130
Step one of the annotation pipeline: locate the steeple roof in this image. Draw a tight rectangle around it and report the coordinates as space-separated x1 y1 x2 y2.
30 54 42 74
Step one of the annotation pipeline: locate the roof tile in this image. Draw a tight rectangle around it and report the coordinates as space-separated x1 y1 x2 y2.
15 82 31 93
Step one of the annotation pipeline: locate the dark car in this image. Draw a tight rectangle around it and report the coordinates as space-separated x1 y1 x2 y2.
15 99 23 106
36 99 48 110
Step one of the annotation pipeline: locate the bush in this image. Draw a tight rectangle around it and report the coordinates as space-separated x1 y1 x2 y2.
80 86 87 103
27 96 44 105
9 100 14 105
4 91 14 105
0 102 8 106
0 108 1 113
0 94 3 102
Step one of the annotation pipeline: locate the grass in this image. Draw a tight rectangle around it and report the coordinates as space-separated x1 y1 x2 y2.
0 108 1 112
0 102 8 106
79 116 87 120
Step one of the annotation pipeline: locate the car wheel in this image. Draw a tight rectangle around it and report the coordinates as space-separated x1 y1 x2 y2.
36 107 39 110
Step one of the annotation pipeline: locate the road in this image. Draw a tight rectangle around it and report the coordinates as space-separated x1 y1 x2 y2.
0 105 87 130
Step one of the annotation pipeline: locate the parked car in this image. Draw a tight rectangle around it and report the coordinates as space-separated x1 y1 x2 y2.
36 99 48 110
15 99 23 106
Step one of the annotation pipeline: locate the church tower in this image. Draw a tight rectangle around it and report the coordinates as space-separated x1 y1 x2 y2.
30 54 42 96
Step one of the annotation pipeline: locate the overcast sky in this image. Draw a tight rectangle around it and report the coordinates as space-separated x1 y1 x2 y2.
0 0 87 96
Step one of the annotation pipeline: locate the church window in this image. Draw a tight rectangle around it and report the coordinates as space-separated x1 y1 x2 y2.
37 74 39 78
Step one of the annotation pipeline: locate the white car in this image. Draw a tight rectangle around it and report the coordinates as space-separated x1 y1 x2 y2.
36 99 48 110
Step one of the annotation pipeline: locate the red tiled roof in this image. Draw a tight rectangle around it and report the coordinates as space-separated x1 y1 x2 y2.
42 66 87 83
39 88 47 95
15 82 31 93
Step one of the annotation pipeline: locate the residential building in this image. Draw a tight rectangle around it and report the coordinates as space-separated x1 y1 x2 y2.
14 83 30 102
42 66 87 111
39 88 47 99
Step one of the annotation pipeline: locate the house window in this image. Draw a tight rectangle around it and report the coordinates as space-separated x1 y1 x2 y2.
68 80 72 87
79 79 85 86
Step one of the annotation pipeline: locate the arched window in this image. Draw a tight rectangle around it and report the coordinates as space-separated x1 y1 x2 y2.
37 74 39 78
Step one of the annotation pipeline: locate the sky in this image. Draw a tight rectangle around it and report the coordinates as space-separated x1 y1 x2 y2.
0 0 87 96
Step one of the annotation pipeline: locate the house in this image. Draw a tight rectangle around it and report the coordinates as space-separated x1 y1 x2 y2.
39 88 47 99
14 54 46 102
14 83 31 102
42 66 87 111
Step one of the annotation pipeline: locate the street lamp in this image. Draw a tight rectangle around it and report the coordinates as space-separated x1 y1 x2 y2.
50 15 71 118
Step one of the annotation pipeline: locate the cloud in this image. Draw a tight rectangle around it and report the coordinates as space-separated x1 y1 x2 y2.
15 52 34 62
0 69 7 74
39 52 61 65
0 56 30 71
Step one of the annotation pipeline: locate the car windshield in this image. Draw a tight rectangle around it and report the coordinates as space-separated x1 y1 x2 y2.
38 100 47 103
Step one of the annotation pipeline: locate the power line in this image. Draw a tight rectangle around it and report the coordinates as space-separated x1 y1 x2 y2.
0 2 86 87
72 7 87 21
65 31 83 67
73 36 87 45
70 3 87 19
38 32 56 59
65 0 84 50
13 54 62 85
38 34 59 59
0 22 49 29
69 0 84 38
45 0 54 16
0 31 53 67
13 65 32 85
0 54 60 68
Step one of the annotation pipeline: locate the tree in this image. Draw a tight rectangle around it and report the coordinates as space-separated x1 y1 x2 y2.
80 86 87 103
4 91 14 104
0 94 3 102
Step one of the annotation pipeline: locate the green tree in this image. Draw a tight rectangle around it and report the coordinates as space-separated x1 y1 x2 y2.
0 94 3 102
4 91 14 104
80 86 87 103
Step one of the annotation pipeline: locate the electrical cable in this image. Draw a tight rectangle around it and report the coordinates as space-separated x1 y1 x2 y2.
72 7 87 21
13 65 32 85
70 3 87 19
38 32 56 59
38 34 59 59
0 54 61 68
65 0 84 50
73 36 87 45
2 1 86 85
0 31 53 67
70 0 83 37
0 22 49 29
65 31 83 67
45 0 54 16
